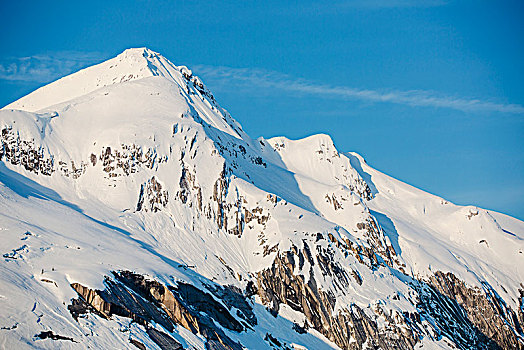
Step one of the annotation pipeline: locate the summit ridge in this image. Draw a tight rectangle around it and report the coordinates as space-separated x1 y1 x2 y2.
3 47 186 113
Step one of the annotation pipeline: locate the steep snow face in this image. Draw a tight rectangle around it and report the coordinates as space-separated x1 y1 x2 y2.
1 48 523 349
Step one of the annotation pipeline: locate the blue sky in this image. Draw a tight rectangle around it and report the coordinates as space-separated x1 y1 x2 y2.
1 0 523 219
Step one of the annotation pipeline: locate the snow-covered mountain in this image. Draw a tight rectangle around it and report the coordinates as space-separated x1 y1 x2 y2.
0 47 522 350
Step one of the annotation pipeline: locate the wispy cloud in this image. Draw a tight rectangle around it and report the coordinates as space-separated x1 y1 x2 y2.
265 0 448 18
0 51 103 83
336 0 448 9
194 65 524 114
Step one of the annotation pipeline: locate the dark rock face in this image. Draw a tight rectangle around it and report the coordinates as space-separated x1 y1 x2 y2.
1 126 54 176
130 338 147 350
69 271 244 350
213 165 230 231
146 328 183 350
100 144 164 178
413 281 500 350
66 251 521 350
170 282 245 332
204 283 257 328
176 165 204 212
35 331 77 343
178 167 193 204
1 125 168 180
136 176 169 212
426 271 524 350
209 164 251 238
264 332 292 349
357 217 401 269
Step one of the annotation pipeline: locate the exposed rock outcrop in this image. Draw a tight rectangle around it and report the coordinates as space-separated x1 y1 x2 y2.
100 144 165 178
1 126 54 176
136 176 169 212
426 271 524 349
256 246 515 349
69 271 244 350
257 250 417 349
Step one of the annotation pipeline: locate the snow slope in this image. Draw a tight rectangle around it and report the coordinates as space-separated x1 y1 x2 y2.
0 48 522 350
347 152 524 308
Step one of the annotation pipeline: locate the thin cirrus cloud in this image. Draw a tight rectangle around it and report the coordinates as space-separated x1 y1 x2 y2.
335 0 448 9
194 65 524 114
1 52 521 115
0 52 103 83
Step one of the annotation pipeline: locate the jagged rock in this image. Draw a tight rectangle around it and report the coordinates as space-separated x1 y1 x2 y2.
130 339 146 350
171 282 244 332
146 328 183 350
1 126 54 176
204 283 257 327
264 332 291 349
69 271 244 350
136 176 169 212
245 280 258 298
256 246 512 349
178 166 192 204
100 143 164 178
426 271 523 349
70 282 113 319
257 250 417 349
35 331 76 343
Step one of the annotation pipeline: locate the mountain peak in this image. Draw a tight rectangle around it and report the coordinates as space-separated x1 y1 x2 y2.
120 47 159 56
1 47 524 350
118 47 163 63
2 47 181 113
268 133 337 153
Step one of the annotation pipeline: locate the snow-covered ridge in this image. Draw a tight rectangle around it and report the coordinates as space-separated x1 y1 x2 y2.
2 48 204 114
348 152 524 299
